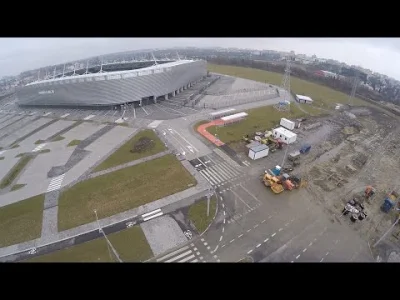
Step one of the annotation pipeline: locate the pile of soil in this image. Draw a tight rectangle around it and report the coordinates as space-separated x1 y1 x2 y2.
131 137 154 153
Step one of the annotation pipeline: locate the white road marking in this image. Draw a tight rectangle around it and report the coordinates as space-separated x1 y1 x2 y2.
279 228 283 232
261 220 266 224
203 242 208 246
271 233 276 237
320 258 324 262
230 189 252 210
254 224 259 229
222 227 224 233
238 234 243 238
60 113 70 118
296 255 300 260
268 216 272 219
247 249 253 254
83 114 96 120
207 246 210 250
141 106 149 116
47 174 65 192
285 223 289 227
326 252 329 256
142 209 163 221
247 229 251 233
264 238 269 243
223 211 226 216
309 242 313 247
133 107 136 119
303 248 307 253
230 239 235 243
223 219 225 224
32 143 47 152
239 183 262 204
219 236 223 242
256 244 261 248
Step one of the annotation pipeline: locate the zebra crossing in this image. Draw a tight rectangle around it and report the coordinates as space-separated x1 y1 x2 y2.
190 151 246 187
156 244 204 263
32 143 46 152
47 174 65 192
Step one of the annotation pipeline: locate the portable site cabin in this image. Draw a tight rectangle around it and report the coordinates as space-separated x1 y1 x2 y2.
209 108 236 120
248 144 269 160
272 127 297 144
295 94 313 104
220 112 248 126
280 118 295 130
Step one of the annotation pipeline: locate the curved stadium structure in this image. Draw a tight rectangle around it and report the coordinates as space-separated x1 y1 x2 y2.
16 59 207 108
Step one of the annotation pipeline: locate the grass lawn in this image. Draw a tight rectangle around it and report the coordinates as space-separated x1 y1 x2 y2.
11 144 19 149
188 196 217 234
0 156 32 189
34 140 45 145
208 64 371 109
26 225 153 262
11 183 26 191
0 194 44 247
58 154 197 231
206 104 307 144
93 129 166 172
52 135 65 142
38 149 50 154
67 139 81 147
15 153 27 158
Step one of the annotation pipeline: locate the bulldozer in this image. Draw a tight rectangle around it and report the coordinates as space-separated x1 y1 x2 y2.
262 173 284 194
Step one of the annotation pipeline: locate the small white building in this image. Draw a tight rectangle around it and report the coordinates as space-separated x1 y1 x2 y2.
272 127 297 144
295 94 313 104
280 118 295 130
248 144 269 160
220 112 248 125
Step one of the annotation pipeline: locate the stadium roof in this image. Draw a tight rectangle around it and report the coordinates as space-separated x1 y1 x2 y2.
26 60 194 87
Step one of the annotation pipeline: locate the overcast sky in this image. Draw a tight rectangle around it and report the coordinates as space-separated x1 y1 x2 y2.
1 38 400 80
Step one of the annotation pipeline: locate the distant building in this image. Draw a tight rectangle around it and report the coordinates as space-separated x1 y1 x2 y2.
295 94 313 104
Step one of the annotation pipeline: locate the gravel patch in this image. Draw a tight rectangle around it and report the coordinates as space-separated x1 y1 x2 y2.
140 215 187 256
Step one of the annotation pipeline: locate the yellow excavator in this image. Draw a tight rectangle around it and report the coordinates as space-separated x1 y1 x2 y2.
262 173 284 194
262 173 307 194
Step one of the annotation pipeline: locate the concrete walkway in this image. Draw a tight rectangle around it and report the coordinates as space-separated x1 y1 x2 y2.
0 152 211 259
87 149 172 180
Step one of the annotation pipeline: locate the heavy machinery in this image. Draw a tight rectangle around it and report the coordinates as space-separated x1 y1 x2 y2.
381 191 399 213
365 186 376 199
342 198 367 222
262 171 306 194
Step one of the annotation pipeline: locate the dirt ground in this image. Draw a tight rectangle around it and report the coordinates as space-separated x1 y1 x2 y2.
289 106 400 250
233 105 400 255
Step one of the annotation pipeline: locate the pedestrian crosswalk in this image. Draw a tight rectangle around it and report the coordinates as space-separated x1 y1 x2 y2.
32 143 46 152
156 244 204 263
190 152 246 187
47 174 65 192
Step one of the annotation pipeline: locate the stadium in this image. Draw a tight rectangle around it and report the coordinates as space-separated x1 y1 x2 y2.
16 59 207 108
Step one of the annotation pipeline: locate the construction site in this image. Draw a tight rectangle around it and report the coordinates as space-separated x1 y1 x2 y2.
199 59 400 261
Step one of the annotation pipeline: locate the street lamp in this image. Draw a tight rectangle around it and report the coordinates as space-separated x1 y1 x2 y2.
93 209 123 263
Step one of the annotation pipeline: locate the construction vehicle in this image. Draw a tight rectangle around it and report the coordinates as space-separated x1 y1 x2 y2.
262 171 306 194
262 173 284 194
381 191 399 213
342 198 367 222
365 186 376 199
300 144 311 154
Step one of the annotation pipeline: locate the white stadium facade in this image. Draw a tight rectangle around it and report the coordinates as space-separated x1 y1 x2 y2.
16 59 207 108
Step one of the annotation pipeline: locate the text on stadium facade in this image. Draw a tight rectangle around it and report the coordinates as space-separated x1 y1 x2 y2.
38 90 55 95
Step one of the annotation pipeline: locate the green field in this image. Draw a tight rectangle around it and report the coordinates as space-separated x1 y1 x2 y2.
58 154 197 231
0 194 44 247
26 225 153 262
93 129 166 172
208 64 370 109
0 156 32 189
52 135 65 142
67 139 81 147
206 104 307 144
11 183 26 191
188 196 217 234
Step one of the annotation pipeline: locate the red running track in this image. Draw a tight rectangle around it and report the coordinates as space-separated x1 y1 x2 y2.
197 120 225 147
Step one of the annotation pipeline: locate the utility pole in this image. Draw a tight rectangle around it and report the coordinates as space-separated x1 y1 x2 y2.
348 72 359 107
93 209 123 262
206 188 214 217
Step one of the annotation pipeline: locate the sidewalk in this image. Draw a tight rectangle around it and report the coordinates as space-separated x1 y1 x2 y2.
0 153 211 259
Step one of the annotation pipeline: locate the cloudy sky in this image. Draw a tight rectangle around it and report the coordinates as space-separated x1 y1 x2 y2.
1 38 399 79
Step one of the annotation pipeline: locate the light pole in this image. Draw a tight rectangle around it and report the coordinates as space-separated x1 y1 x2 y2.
94 209 123 263
206 188 214 217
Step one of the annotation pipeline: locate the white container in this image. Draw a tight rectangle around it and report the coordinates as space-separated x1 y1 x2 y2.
248 144 269 160
272 127 297 144
280 118 295 130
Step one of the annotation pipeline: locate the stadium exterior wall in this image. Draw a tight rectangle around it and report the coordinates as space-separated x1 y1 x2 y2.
16 60 207 108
